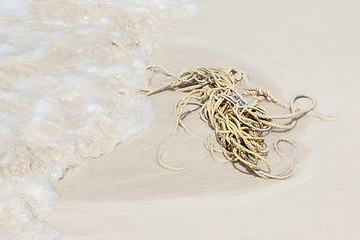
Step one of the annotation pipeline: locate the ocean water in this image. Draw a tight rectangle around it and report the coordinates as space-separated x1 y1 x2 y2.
0 0 198 239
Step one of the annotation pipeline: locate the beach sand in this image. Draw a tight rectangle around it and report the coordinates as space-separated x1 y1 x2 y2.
49 0 360 239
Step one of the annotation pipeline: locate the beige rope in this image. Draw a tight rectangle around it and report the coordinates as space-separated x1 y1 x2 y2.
145 65 334 179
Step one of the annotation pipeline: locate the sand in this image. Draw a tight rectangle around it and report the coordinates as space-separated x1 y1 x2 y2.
49 0 360 239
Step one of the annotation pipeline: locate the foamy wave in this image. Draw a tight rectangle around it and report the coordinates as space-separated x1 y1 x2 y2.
0 0 198 239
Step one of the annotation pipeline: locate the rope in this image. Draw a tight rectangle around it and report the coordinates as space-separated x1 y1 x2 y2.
144 65 334 179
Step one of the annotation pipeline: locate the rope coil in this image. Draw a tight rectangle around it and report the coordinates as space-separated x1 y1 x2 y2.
144 65 333 179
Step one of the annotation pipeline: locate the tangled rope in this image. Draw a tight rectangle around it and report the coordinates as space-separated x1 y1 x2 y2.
143 65 332 179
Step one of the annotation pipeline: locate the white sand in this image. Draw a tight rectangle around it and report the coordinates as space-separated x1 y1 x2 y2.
49 0 360 239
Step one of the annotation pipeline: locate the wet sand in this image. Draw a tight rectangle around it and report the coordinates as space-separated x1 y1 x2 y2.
49 0 360 239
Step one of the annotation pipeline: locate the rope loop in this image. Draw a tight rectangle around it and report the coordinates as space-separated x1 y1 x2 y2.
144 66 334 179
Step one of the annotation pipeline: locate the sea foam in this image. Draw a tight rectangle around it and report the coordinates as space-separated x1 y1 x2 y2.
0 0 198 239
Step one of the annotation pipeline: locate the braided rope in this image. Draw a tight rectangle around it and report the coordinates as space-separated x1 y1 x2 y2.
144 65 334 179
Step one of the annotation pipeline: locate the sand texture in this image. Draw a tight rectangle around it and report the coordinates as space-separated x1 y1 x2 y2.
49 0 360 239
